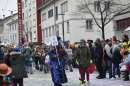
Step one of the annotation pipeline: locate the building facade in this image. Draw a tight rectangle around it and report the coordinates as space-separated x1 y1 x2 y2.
38 0 114 44
21 0 42 44
114 11 130 40
0 13 19 45
7 14 19 45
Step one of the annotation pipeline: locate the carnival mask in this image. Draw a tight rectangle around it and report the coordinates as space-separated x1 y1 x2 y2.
79 40 84 46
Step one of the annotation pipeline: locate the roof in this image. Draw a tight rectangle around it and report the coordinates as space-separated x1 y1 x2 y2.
114 10 130 17
38 0 53 10
0 13 18 26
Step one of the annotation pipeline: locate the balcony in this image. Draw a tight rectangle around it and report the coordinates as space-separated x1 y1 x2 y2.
38 0 53 10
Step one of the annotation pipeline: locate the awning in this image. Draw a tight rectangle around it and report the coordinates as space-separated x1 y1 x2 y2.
124 26 130 32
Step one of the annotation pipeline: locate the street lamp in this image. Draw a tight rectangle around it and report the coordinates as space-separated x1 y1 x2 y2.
58 14 65 42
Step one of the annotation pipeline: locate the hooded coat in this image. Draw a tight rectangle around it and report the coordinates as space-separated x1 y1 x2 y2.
10 48 30 79
75 45 91 68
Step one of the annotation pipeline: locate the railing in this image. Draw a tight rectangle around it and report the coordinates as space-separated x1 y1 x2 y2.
42 0 52 6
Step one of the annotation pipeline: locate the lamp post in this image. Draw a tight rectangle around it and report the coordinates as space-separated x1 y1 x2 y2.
58 14 65 42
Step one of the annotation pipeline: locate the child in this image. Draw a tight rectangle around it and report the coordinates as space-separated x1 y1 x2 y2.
0 63 13 86
120 51 130 81
44 54 50 73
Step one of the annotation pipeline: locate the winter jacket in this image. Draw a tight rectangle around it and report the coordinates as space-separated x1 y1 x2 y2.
10 48 30 79
89 45 94 60
112 50 122 64
94 43 103 59
104 44 113 60
122 54 130 66
75 45 91 68
4 53 11 67
112 44 120 54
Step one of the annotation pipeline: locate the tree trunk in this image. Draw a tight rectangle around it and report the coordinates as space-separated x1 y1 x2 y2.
102 27 105 40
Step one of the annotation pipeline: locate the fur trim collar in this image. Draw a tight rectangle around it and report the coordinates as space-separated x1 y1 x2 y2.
10 52 21 55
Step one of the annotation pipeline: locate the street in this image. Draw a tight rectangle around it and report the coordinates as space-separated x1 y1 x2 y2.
24 68 130 86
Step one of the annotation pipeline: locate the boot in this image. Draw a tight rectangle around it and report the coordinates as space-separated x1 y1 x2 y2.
69 64 73 72
40 64 43 71
44 65 47 73
123 77 129 81
123 71 129 81
36 65 39 70
29 67 33 74
26 67 29 73
65 64 68 70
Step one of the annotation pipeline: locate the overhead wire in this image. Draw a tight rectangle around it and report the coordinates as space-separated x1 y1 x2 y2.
12 2 17 12
3 0 9 15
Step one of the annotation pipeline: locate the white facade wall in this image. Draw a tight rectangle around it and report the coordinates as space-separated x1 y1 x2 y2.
8 21 19 45
22 0 37 43
40 0 114 44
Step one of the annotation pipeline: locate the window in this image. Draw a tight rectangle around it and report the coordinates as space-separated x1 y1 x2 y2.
12 24 14 31
104 1 110 11
25 0 27 7
22 2 24 9
86 20 93 29
33 19 36 27
13 35 14 41
32 0 35 3
61 1 68 13
52 26 55 35
33 7 35 15
49 27 51 36
10 26 11 32
33 31 36 39
30 21 32 28
94 1 100 12
25 11 28 18
42 29 45 38
46 29 48 37
55 6 58 20
42 13 46 21
67 21 70 32
10 36 12 42
48 9 53 18
30 32 32 40
15 24 16 30
29 9 31 17
28 0 31 5
15 34 17 40
22 13 24 20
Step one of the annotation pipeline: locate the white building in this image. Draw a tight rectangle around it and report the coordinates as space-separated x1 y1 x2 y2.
21 0 42 44
0 14 18 45
7 14 19 45
38 0 114 44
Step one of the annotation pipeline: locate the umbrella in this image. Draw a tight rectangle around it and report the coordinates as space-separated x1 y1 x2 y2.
124 26 130 32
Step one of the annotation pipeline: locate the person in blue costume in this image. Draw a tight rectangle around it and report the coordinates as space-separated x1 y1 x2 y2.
49 37 68 86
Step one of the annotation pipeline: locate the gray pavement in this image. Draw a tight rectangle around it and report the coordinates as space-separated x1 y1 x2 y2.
24 68 130 86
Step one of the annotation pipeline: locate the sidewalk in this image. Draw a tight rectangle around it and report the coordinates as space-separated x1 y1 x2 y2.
24 68 130 86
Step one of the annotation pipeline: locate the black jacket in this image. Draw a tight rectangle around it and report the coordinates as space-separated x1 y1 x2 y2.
89 45 94 60
112 50 122 64
94 43 103 59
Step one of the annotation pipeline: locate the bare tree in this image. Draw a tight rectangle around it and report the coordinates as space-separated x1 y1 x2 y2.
72 0 130 39
22 23 32 43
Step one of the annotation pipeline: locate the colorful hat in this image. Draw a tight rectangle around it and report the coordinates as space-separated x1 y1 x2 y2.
0 64 12 76
14 46 20 52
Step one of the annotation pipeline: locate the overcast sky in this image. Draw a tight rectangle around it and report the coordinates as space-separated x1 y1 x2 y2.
0 0 17 19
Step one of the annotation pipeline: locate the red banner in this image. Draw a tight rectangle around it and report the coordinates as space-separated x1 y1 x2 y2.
17 0 23 44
